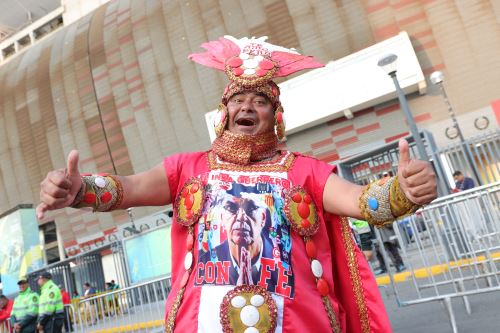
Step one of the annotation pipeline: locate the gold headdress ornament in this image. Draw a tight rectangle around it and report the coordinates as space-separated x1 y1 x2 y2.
189 36 324 140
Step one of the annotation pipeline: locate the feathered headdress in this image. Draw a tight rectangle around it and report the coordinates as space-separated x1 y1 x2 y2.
189 35 324 105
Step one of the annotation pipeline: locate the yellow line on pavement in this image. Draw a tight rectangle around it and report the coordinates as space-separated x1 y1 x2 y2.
376 251 500 285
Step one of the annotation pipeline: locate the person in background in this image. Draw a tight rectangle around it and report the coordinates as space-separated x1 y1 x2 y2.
11 279 38 333
350 218 374 261
81 283 97 325
453 170 475 192
373 224 406 275
0 295 13 332
37 272 64 333
59 286 73 332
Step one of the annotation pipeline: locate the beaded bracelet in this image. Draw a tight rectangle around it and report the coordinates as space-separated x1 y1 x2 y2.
71 174 124 212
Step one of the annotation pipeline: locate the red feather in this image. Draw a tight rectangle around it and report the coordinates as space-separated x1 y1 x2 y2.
188 37 240 71
272 51 324 77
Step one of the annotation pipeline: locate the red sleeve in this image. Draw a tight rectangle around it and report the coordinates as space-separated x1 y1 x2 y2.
62 292 71 305
162 152 207 200
0 300 13 321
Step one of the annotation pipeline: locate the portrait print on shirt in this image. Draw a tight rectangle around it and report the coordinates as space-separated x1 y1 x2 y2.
195 171 294 298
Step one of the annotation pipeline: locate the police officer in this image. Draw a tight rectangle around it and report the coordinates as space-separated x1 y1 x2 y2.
36 272 64 333
11 279 39 333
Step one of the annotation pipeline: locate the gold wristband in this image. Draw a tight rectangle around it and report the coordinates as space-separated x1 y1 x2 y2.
71 174 123 212
389 176 420 218
359 177 395 227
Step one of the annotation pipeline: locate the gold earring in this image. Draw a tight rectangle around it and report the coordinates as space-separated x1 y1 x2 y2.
275 105 286 141
214 103 228 138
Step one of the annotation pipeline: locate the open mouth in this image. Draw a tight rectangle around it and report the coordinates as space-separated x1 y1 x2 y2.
235 118 256 127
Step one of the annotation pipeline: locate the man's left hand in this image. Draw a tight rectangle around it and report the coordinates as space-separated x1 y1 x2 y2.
397 138 437 205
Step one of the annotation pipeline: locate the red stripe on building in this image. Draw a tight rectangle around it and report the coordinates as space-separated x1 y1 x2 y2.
415 40 437 52
331 125 354 137
118 33 133 45
399 12 427 26
126 74 142 85
111 77 126 87
133 101 149 112
115 156 131 168
393 0 418 9
336 136 359 148
414 112 432 123
375 103 399 116
98 94 113 104
367 0 390 14
316 150 340 163
137 44 152 55
117 7 131 16
94 70 109 82
311 137 333 150
79 85 93 96
64 240 78 247
108 60 122 70
115 99 131 110
129 83 144 94
132 16 147 27
373 23 400 41
413 28 433 39
491 100 500 126
124 61 139 71
104 227 117 236
385 132 409 143
356 123 381 135
423 63 445 75
120 117 136 127
87 122 102 134
106 46 121 57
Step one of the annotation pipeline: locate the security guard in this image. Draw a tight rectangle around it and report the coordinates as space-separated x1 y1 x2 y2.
11 279 39 333
36 272 64 333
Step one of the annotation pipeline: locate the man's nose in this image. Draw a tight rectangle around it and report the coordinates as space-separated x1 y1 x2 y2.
236 207 247 220
240 99 255 112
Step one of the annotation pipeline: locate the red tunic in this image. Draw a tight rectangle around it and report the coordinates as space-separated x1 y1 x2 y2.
163 151 391 333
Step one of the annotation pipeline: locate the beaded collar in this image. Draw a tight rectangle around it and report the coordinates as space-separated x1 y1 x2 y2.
211 131 279 165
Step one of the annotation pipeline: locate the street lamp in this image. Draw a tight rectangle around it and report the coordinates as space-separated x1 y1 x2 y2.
378 54 428 161
430 71 481 185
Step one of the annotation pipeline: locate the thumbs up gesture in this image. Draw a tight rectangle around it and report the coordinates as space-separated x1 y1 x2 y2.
397 139 437 205
36 150 82 219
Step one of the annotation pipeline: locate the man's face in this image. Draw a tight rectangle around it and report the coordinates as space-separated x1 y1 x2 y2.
18 283 28 292
37 277 45 287
221 196 267 248
0 299 6 308
226 91 275 136
454 174 464 182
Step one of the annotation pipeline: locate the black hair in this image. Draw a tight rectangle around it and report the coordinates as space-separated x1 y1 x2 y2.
452 171 463 177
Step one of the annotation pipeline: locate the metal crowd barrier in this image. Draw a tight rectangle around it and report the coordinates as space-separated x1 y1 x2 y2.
375 181 500 333
74 276 171 333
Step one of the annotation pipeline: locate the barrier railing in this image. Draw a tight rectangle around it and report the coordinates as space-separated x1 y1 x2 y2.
376 181 500 333
74 276 171 332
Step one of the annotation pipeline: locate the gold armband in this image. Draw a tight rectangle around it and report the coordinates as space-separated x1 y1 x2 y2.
71 174 124 212
359 176 420 227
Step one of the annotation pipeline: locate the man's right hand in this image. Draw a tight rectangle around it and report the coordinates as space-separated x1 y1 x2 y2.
36 150 82 220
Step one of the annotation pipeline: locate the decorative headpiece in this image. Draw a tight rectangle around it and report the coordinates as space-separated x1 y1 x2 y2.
189 36 323 140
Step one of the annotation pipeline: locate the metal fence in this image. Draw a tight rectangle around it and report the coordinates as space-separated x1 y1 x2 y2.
339 129 500 197
72 276 172 333
375 182 500 333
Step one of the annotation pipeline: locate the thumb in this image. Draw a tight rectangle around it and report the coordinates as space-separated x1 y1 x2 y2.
66 150 80 177
398 138 411 173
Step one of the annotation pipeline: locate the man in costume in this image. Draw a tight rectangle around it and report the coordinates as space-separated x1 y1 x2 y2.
37 36 437 333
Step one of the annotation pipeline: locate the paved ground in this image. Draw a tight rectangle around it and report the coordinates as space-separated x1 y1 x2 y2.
382 281 500 333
